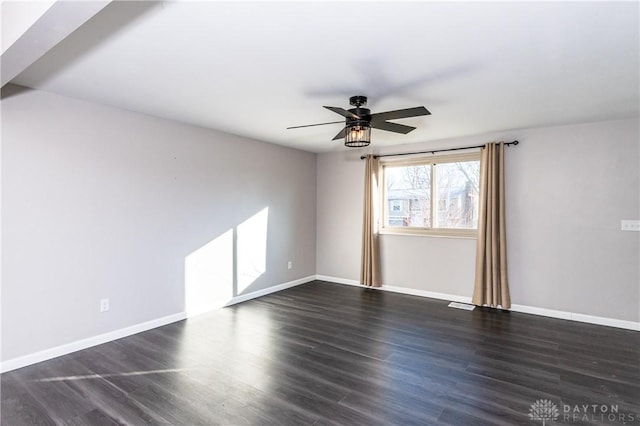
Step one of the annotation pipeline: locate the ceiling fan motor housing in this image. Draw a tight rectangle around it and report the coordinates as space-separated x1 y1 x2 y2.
347 107 371 127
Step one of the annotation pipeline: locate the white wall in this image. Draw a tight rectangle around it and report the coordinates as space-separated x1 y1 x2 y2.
317 118 640 323
1 85 317 362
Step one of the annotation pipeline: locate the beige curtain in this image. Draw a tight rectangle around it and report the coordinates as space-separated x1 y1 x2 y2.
472 142 511 308
361 155 382 287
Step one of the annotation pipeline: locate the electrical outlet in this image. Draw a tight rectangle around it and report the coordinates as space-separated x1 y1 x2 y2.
621 220 640 232
287 261 292 270
100 298 110 312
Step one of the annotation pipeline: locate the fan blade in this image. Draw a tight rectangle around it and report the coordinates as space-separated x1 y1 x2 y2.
371 106 430 121
371 120 416 134
332 127 347 140
323 106 360 120
287 121 344 129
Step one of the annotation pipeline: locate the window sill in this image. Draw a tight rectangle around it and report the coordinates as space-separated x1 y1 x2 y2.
379 227 478 239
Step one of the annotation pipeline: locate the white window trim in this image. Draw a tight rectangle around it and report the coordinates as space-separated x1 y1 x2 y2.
379 151 481 239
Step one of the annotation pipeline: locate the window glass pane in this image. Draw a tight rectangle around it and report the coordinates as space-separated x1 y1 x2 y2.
384 164 431 228
434 161 480 229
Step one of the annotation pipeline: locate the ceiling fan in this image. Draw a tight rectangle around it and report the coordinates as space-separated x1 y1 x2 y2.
287 96 431 147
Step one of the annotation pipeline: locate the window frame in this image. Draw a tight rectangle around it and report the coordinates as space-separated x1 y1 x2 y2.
379 151 481 238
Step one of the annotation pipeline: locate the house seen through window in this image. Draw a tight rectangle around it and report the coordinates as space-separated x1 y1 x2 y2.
381 153 480 237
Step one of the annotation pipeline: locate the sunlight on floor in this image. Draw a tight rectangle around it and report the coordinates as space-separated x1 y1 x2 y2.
36 368 190 382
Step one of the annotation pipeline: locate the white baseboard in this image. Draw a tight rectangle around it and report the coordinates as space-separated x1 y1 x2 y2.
381 284 473 305
511 304 639 331
315 275 360 287
1 275 315 373
316 275 640 332
509 303 572 321
0 312 187 373
315 275 473 304
224 275 315 308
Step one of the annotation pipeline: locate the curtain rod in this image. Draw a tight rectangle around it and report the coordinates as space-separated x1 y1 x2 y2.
359 140 519 160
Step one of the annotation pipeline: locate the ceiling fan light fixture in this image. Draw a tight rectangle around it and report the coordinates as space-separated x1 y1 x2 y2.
344 123 371 148
288 95 429 147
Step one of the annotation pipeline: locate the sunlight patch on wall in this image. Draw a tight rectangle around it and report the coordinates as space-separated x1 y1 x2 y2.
185 229 233 317
237 207 269 294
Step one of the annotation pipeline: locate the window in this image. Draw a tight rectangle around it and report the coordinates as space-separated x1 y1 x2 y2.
381 153 480 237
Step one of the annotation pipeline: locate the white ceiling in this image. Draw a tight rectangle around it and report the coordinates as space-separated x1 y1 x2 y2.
8 1 640 153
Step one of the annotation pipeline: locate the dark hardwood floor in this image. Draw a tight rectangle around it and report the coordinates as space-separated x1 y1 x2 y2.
2 280 639 425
